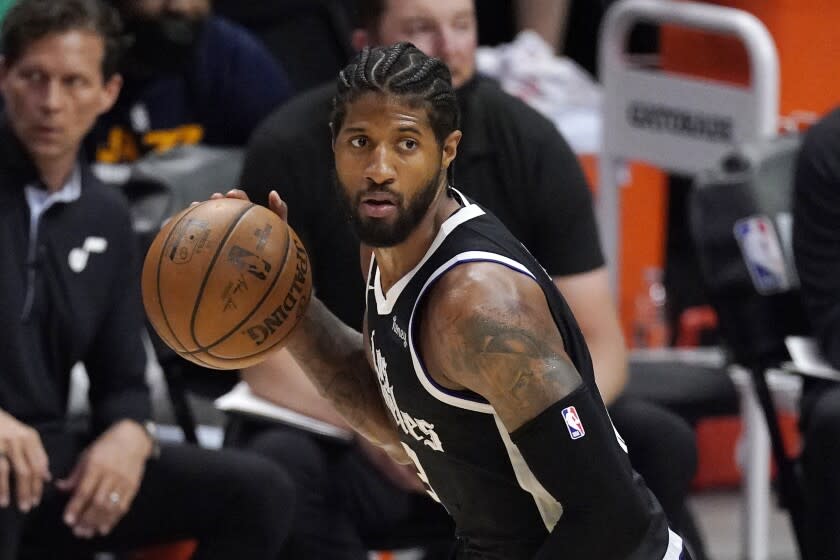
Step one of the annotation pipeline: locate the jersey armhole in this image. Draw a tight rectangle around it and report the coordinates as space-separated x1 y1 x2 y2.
407 252 538 413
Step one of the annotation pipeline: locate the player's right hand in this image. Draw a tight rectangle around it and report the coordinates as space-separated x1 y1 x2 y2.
0 410 51 511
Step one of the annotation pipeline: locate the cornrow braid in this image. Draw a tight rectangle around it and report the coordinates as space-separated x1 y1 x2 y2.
354 46 372 87
331 42 460 148
374 41 412 87
393 56 439 91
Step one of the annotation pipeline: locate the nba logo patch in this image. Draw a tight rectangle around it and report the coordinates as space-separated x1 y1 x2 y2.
733 216 791 294
561 406 585 440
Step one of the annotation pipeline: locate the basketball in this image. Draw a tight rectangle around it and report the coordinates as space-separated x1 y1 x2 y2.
141 197 312 370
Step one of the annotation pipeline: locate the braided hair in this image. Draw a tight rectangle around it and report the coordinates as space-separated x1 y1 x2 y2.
331 42 460 147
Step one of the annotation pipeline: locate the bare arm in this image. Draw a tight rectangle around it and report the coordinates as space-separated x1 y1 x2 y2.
283 295 407 461
553 267 628 405
242 349 351 429
420 262 582 432
246 342 425 484
515 0 571 53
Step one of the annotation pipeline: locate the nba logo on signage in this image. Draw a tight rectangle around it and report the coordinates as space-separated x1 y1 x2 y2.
733 216 791 295
561 406 586 440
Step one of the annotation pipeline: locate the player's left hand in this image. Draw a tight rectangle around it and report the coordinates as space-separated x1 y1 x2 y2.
357 438 425 493
209 188 289 222
58 420 152 538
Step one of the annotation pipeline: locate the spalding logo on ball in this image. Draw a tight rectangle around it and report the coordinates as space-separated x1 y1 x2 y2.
141 198 313 370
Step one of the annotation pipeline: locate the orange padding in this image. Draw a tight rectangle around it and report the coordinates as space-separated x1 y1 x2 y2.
129 540 197 560
661 0 840 116
578 156 669 343
692 413 800 490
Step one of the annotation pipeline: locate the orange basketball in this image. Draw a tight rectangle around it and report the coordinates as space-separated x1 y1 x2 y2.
141 198 312 370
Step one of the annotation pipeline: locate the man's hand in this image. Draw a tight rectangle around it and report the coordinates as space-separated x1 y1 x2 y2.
357 438 425 493
0 410 50 512
209 188 288 222
210 191 405 458
58 420 153 538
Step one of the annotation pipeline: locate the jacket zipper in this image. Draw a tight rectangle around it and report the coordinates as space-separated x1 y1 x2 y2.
20 219 40 322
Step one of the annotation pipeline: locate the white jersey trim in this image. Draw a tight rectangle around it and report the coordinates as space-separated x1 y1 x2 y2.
492 414 563 531
373 189 484 315
664 529 684 559
405 251 536 413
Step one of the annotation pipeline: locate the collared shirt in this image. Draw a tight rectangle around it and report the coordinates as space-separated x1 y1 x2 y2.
0 119 151 429
24 167 82 248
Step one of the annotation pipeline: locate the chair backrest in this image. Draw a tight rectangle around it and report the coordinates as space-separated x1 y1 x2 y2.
102 146 244 369
597 0 779 289
117 145 244 247
690 134 809 367
213 0 355 92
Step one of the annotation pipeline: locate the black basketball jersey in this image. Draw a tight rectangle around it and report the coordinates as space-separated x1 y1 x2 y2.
365 188 682 559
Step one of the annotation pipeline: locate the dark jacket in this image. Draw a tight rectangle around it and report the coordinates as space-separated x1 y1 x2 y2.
793 107 840 370
0 116 151 432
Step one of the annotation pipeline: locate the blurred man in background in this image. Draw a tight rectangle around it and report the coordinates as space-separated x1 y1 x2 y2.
793 106 840 559
0 1 293 557
86 0 292 164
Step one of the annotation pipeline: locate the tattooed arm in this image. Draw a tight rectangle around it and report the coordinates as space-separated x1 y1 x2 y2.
283 297 409 462
420 263 658 557
419 262 582 432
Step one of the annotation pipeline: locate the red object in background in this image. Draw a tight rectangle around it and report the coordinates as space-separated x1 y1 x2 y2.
692 412 800 490
676 306 719 348
661 0 840 117
130 541 197 560
578 156 669 342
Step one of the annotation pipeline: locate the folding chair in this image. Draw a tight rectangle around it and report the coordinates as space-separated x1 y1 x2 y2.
690 134 810 559
598 2 783 558
598 0 779 289
108 146 247 444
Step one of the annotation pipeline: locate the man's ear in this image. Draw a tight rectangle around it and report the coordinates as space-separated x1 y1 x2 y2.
0 56 8 94
351 29 371 52
98 73 123 115
442 129 462 170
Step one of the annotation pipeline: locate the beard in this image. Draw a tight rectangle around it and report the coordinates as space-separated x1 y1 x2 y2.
336 167 445 248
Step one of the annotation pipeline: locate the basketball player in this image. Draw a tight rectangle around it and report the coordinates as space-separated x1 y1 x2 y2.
226 42 688 559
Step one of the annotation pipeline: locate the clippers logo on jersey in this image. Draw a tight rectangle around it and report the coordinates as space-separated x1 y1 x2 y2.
370 331 444 452
562 406 585 440
733 216 791 294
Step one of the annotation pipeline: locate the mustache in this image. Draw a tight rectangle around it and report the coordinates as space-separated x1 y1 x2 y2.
360 181 396 194
355 182 404 202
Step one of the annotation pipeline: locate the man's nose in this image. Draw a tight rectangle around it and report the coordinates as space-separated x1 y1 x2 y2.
40 80 64 113
436 28 459 65
365 144 396 185
163 0 203 16
165 0 190 10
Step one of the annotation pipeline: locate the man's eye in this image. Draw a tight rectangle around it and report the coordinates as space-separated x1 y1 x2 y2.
399 139 418 150
64 76 85 87
452 17 474 32
350 137 367 148
22 70 44 83
406 21 435 35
